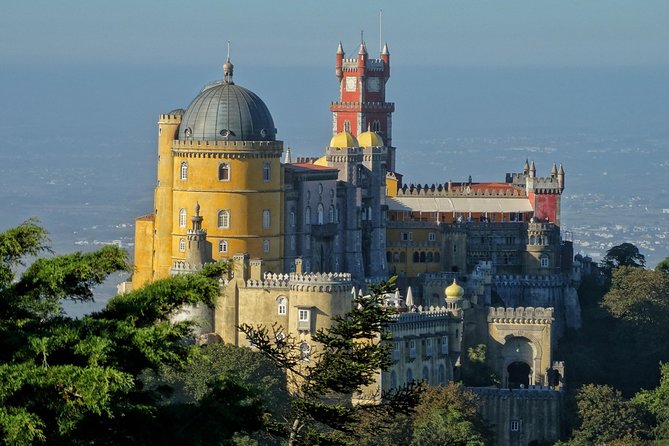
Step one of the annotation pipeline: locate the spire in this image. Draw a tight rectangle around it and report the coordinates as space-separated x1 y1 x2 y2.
336 41 344 55
558 163 565 175
551 162 558 177
358 31 367 55
382 41 389 55
529 160 536 178
523 159 530 174
223 40 234 84
283 147 292 164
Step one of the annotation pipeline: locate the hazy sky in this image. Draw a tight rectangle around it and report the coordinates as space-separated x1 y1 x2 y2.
2 0 669 68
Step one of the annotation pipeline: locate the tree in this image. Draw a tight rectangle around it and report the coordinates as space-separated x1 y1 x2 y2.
656 257 669 274
602 266 669 329
635 363 669 441
0 220 263 445
239 277 422 446
411 384 491 446
462 344 498 387
568 384 650 445
601 242 645 278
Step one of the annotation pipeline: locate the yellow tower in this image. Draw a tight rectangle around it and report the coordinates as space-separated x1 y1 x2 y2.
133 57 284 288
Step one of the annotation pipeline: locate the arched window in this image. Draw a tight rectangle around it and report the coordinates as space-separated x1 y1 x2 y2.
263 239 270 253
422 366 429 382
406 368 413 383
305 206 311 225
317 203 324 224
393 252 400 263
262 209 271 229
218 240 228 253
372 120 381 132
290 209 296 227
263 162 271 182
218 163 230 181
540 254 550 268
343 120 351 133
218 210 230 229
434 252 441 263
400 252 406 263
420 252 426 263
179 208 187 228
412 252 419 263
386 251 392 263
329 205 335 223
426 252 434 263
180 161 188 180
277 296 287 315
179 238 186 252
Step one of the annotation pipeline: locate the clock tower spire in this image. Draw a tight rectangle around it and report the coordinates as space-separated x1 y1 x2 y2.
330 37 396 171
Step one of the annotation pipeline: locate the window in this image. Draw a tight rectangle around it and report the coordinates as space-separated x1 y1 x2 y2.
372 120 381 132
298 308 311 331
426 252 433 263
218 210 230 228
277 296 287 315
179 208 187 228
298 309 308 321
218 163 230 181
317 203 324 224
413 252 419 263
541 255 550 268
406 368 413 382
434 252 441 262
218 240 228 253
343 120 351 133
263 239 270 253
422 366 429 381
510 420 520 432
262 209 271 229
386 251 392 263
438 364 446 385
263 162 271 182
180 161 188 180
428 232 436 242
305 206 311 225
318 183 323 195
290 209 296 227
179 238 186 252
329 205 335 223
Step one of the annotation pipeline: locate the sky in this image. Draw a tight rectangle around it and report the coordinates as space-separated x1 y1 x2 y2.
2 0 669 69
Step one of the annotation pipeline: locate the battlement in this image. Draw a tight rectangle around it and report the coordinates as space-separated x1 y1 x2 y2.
494 274 563 287
171 260 201 273
341 58 385 71
158 114 183 123
487 306 554 324
246 272 290 289
393 307 453 322
471 386 562 398
330 101 395 112
396 183 525 197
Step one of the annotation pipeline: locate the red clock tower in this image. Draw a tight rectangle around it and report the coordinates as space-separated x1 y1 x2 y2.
331 40 396 172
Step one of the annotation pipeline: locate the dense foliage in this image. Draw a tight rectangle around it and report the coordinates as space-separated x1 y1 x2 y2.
0 220 263 445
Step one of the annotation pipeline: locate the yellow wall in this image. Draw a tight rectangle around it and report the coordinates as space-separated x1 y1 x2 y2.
132 215 155 288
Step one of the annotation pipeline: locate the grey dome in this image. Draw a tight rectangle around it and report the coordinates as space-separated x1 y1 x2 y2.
178 80 276 141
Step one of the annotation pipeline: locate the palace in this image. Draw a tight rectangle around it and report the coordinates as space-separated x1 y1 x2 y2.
128 39 582 445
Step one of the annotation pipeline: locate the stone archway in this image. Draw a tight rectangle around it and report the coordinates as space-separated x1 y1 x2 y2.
507 361 531 388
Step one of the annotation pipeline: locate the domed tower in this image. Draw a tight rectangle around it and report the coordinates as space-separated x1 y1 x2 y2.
445 279 465 316
133 55 283 288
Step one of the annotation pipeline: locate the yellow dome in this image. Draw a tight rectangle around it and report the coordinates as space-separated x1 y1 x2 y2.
357 130 384 148
445 279 464 299
313 155 328 167
329 131 358 148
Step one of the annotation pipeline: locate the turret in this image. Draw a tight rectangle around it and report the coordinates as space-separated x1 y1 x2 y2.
529 160 536 178
336 41 344 79
357 41 367 71
186 202 208 268
551 162 558 178
523 159 530 175
557 163 565 190
381 42 390 76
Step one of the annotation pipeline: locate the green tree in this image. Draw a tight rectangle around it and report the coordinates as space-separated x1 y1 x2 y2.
601 242 645 278
239 277 422 446
568 384 650 445
462 344 498 387
656 257 669 274
0 220 263 445
411 384 491 446
635 363 669 441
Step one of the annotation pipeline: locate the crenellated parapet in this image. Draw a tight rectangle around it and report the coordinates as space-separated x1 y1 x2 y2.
171 260 202 274
396 183 525 197
159 113 183 124
289 272 353 293
494 274 563 288
487 306 553 324
246 272 290 289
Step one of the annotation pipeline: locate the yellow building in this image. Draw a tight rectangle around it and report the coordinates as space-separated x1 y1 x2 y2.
133 59 284 289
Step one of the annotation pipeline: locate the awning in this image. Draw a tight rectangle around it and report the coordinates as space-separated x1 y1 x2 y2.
387 196 533 213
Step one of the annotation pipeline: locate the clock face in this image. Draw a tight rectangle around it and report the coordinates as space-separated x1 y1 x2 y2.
367 77 381 92
345 76 357 92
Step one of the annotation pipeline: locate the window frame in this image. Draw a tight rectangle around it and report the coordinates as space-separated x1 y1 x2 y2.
218 162 230 181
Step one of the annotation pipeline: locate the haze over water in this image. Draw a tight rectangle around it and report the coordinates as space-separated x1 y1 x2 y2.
2 1 668 311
